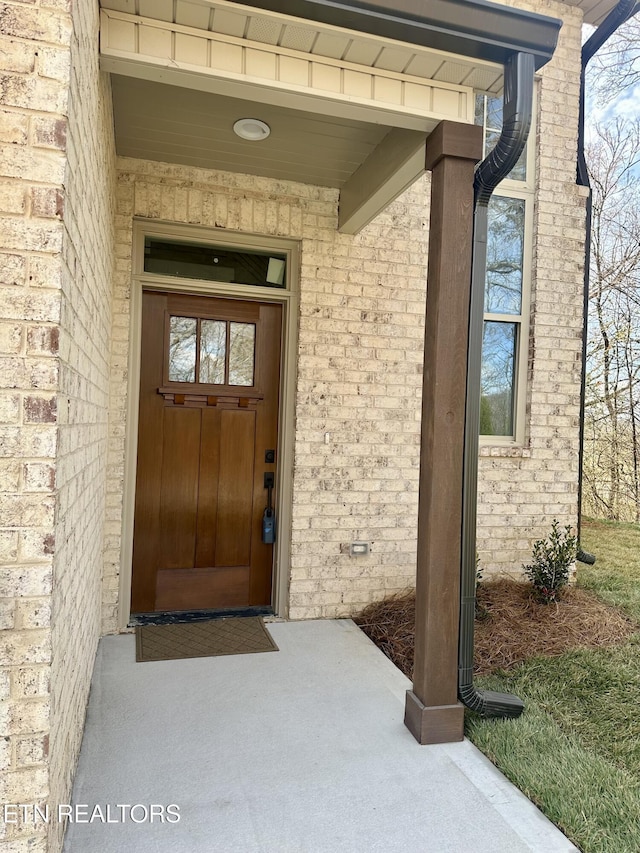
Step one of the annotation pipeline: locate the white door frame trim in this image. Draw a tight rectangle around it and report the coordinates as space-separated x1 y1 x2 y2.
117 218 300 630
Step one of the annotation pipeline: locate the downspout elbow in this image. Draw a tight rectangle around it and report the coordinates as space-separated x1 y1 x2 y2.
475 54 534 207
459 679 525 718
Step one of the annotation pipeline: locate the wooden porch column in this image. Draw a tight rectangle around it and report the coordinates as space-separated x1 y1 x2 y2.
404 120 483 745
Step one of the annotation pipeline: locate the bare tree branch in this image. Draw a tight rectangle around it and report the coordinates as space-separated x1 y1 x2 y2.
584 118 640 520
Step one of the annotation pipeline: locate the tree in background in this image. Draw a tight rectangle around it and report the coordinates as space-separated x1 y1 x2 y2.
583 117 640 520
581 12 640 521
588 15 640 99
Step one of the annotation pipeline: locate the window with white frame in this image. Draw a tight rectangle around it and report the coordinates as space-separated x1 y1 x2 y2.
475 93 534 443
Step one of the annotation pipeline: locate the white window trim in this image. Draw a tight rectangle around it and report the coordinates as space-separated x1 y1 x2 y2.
480 185 533 448
476 86 537 447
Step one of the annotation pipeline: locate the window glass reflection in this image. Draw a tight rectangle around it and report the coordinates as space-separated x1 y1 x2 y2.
480 322 517 437
199 320 226 384
228 323 255 386
486 96 504 133
485 196 525 315
168 316 197 382
144 238 286 288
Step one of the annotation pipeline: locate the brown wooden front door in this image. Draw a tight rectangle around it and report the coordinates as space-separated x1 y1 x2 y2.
131 291 282 614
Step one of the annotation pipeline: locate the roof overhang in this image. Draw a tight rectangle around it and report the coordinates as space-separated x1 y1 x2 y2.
563 0 636 26
227 0 562 70
100 0 564 233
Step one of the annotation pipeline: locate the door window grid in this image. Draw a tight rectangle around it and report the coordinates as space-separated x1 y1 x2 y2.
168 315 256 387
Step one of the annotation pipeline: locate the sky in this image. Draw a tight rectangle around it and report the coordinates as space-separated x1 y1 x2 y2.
582 19 640 127
606 83 640 120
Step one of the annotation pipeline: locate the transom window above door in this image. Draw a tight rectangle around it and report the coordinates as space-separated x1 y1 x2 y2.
144 237 287 288
168 315 256 388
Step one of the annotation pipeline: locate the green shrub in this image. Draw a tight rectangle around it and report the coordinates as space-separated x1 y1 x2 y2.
523 519 577 603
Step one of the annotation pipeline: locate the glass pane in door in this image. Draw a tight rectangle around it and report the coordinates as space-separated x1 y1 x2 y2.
168 316 197 382
199 320 226 384
228 323 255 386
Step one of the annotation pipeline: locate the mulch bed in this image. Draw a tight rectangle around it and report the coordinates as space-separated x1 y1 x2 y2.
354 579 637 679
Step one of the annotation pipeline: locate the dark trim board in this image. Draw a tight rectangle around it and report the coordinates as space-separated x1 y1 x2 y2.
129 606 274 626
231 0 562 70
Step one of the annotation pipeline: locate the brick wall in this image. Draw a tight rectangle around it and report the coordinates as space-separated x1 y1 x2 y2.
0 2 70 848
289 190 430 618
48 0 115 848
475 0 586 573
0 0 115 850
103 161 431 630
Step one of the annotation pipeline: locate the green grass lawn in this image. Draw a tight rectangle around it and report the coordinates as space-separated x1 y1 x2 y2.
466 518 640 853
579 518 640 624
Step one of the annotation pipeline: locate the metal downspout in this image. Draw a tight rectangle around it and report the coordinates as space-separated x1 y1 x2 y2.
576 0 639 564
458 52 535 716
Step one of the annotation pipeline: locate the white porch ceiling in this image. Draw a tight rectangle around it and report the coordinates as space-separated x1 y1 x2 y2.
103 0 557 233
111 74 391 187
100 0 488 234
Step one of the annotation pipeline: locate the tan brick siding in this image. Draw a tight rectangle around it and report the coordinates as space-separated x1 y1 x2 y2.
0 0 69 847
476 0 586 574
47 1 116 849
0 0 115 850
288 193 430 619
103 161 430 630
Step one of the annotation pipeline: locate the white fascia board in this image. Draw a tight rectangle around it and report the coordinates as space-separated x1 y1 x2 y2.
100 9 475 131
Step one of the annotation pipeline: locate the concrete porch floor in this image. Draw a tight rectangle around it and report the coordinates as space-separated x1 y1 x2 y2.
64 619 577 852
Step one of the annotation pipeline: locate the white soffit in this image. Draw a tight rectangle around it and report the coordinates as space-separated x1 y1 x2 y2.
99 0 504 101
560 0 626 25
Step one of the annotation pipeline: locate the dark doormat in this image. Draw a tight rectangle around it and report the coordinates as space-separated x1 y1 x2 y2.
135 617 278 663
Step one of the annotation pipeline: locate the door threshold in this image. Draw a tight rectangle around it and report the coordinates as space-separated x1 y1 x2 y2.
129 606 274 627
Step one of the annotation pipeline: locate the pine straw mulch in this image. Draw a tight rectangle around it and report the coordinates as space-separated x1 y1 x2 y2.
354 578 638 679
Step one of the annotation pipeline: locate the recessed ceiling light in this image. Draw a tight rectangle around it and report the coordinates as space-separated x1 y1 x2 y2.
233 118 271 141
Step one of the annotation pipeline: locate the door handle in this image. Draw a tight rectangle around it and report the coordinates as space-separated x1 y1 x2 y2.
262 472 276 544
